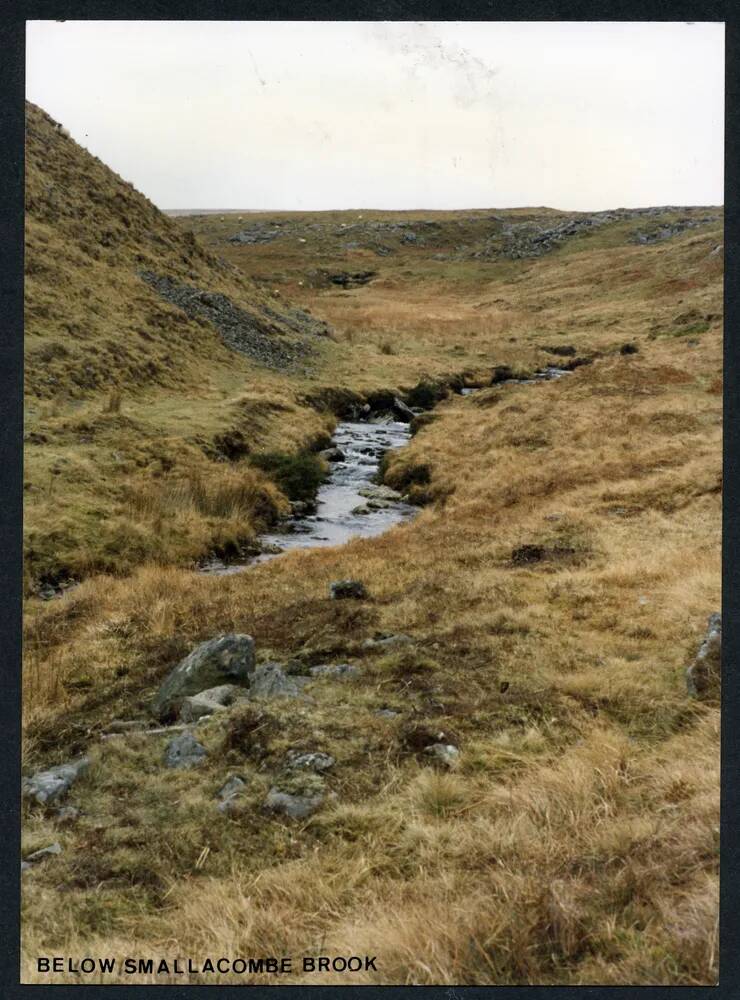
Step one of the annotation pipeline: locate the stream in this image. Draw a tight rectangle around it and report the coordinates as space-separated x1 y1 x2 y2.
198 366 571 577
198 418 417 575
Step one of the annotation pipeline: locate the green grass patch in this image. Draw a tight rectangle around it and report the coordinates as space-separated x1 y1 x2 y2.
249 449 327 502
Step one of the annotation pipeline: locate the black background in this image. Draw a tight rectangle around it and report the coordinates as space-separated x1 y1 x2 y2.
1 4 735 998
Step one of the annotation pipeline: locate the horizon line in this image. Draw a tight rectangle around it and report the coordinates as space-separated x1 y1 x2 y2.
162 203 725 216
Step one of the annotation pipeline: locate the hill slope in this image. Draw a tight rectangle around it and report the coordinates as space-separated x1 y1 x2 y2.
25 102 332 397
24 102 339 588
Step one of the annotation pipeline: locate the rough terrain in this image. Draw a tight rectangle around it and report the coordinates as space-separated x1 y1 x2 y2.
23 102 722 985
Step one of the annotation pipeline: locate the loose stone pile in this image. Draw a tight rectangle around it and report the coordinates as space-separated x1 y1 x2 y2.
139 272 323 370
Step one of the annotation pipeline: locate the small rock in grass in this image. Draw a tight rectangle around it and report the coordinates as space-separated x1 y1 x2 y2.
218 774 247 799
164 732 207 770
424 744 460 769
56 806 80 824
686 613 721 699
22 757 89 807
179 683 242 722
309 663 362 680
362 634 413 651
102 719 150 734
25 842 62 864
216 774 247 815
264 788 324 819
285 751 335 773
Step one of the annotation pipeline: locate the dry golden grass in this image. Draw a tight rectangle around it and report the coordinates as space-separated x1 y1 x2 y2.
23 103 722 984
22 332 721 984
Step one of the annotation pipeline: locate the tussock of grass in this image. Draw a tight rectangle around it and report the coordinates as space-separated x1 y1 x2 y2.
249 450 327 503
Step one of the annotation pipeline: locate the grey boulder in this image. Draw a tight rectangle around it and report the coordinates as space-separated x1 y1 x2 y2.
216 774 247 815
152 634 256 720
22 757 89 807
264 788 324 819
249 664 304 699
164 732 208 770
179 684 243 722
686 613 721 699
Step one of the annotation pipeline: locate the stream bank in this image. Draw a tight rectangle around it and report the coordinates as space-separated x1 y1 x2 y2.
198 364 573 576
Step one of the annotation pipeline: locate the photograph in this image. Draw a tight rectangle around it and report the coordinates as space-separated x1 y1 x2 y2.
20 19 723 985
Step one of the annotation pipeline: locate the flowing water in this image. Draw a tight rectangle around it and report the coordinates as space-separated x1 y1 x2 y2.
198 367 571 577
198 418 417 575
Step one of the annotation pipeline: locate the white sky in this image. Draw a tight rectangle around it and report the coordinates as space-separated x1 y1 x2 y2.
26 20 724 212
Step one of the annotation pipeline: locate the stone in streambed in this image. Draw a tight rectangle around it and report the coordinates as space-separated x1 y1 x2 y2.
392 397 415 422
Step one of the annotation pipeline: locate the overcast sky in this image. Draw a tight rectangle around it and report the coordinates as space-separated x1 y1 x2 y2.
26 20 724 212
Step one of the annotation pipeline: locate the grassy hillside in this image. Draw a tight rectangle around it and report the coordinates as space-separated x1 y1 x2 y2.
24 102 340 589
23 104 722 985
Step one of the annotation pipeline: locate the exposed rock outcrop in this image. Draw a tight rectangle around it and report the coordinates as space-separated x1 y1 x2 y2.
152 634 256 721
140 272 318 370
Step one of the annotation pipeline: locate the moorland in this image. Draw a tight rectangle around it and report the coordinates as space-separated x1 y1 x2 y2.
22 101 722 985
